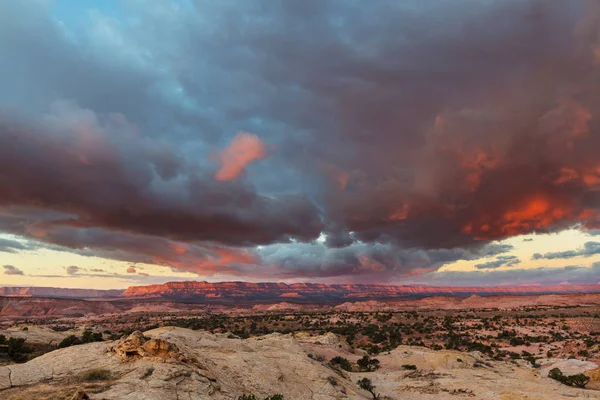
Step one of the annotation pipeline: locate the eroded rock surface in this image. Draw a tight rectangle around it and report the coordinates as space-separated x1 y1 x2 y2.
1 327 600 399
108 331 184 362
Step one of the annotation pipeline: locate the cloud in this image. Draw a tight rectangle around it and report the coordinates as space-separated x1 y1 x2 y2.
257 241 513 281
475 255 521 270
0 237 27 253
1 0 600 282
3 265 23 275
532 241 600 260
214 132 267 181
126 266 137 274
66 265 80 275
407 263 600 287
0 102 323 247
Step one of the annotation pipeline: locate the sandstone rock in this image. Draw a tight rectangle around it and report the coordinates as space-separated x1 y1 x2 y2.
108 331 183 362
1 328 600 400
0 366 11 390
539 358 598 377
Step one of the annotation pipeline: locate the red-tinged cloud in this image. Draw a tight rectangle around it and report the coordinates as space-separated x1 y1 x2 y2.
214 132 267 181
0 104 323 247
127 266 137 274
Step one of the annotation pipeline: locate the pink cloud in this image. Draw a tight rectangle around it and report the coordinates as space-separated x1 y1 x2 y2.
214 132 267 181
127 266 137 274
66 265 80 275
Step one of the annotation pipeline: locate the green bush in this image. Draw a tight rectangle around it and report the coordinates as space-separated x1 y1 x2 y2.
357 378 378 399
7 337 30 362
58 335 81 348
402 364 417 370
548 368 590 388
357 355 380 372
330 356 353 372
58 331 104 348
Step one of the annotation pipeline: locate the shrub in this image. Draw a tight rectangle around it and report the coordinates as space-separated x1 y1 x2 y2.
357 355 380 372
7 337 29 362
81 330 103 343
59 335 81 348
402 364 417 370
357 377 379 399
308 353 326 362
330 356 353 372
59 331 104 349
81 369 112 381
548 368 590 388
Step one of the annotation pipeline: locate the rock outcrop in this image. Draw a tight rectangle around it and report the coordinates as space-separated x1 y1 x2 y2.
108 331 185 362
1 327 600 399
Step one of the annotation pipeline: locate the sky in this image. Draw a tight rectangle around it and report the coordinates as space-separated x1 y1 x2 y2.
2 0 600 289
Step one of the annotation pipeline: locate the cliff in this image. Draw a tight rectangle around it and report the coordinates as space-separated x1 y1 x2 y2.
120 281 600 300
3 281 600 303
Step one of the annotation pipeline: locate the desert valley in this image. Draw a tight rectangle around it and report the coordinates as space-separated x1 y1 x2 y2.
2 282 600 399
5 0 600 399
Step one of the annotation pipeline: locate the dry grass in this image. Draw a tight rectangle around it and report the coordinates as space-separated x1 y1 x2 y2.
2 381 113 400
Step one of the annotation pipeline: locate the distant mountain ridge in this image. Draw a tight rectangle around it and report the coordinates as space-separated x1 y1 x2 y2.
3 281 600 301
120 281 600 300
0 286 123 299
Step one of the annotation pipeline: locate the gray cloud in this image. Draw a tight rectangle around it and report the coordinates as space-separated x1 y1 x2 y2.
532 241 600 260
257 241 513 281
475 255 521 269
66 265 80 275
407 263 600 287
3 264 24 275
0 237 27 253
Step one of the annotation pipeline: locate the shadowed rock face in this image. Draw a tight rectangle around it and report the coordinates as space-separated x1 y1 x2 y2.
1 327 600 400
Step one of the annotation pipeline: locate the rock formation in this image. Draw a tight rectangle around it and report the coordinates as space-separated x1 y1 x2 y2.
108 331 185 362
1 327 600 399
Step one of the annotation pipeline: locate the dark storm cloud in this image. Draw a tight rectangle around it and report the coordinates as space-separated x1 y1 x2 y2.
0 103 323 247
258 241 513 280
532 241 600 260
1 0 600 280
